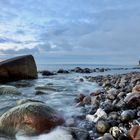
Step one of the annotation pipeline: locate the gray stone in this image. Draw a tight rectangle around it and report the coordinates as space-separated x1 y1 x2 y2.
0 55 37 83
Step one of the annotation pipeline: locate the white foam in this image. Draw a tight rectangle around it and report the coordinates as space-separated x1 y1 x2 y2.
16 128 73 140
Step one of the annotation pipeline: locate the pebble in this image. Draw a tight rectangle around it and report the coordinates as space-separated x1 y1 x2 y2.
96 120 110 133
121 110 136 122
86 108 107 123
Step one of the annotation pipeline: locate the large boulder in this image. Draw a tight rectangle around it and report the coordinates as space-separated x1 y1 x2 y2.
0 55 37 83
0 102 64 136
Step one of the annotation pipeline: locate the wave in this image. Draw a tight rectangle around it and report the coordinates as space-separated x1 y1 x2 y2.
16 127 73 140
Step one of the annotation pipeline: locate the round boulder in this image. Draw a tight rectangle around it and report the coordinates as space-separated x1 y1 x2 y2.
0 102 64 136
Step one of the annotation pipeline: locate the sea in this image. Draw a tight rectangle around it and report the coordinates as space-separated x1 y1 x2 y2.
0 64 140 140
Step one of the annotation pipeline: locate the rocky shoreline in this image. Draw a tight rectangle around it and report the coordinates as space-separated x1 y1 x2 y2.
39 66 140 76
72 71 140 140
0 62 139 139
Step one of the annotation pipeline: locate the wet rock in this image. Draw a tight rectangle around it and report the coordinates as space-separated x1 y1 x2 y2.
128 125 140 140
102 133 115 140
16 99 44 105
121 110 136 122
66 127 90 140
76 102 84 107
0 55 37 83
42 70 55 76
107 88 118 96
86 108 107 123
72 67 92 73
35 90 46 95
35 85 60 92
100 100 113 113
83 68 92 73
96 120 110 133
124 93 140 108
118 134 128 140
106 94 116 100
13 80 33 88
74 94 85 103
117 92 126 99
83 96 91 105
90 89 104 96
65 118 75 127
57 69 69 74
0 102 64 136
108 112 118 120
0 85 21 95
132 85 140 93
91 96 99 106
113 99 126 110
79 78 84 82
109 126 122 138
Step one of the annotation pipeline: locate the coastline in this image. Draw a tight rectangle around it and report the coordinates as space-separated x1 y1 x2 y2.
0 66 139 140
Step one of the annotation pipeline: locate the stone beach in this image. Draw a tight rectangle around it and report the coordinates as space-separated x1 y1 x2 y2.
0 56 140 140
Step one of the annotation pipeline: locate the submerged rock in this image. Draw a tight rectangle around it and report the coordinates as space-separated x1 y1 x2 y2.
0 85 21 95
16 99 44 105
0 55 37 83
35 90 46 95
0 102 64 136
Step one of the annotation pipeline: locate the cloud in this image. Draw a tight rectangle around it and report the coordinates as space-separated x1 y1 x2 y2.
0 0 140 64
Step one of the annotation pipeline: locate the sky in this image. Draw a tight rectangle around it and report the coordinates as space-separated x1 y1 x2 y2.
0 0 140 65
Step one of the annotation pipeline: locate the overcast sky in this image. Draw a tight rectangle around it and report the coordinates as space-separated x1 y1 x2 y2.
0 0 140 65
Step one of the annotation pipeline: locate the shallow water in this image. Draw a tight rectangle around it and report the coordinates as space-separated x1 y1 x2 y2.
0 72 98 140
0 66 140 140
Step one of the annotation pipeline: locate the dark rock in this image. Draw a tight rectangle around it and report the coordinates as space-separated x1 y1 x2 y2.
72 67 92 73
57 69 69 74
102 133 115 140
35 90 46 95
0 102 64 136
118 134 129 140
121 110 136 122
42 70 54 76
74 94 85 103
67 127 91 140
0 55 37 83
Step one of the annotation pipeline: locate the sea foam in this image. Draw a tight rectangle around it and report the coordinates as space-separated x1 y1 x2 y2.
16 128 73 140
